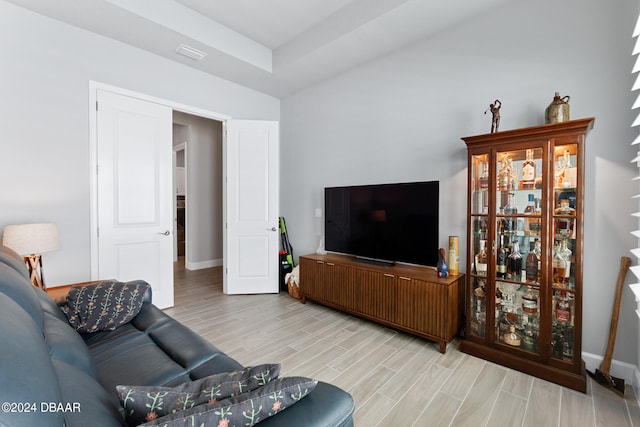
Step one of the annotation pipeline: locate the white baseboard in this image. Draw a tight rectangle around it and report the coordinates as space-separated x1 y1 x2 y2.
185 258 223 270
582 351 638 385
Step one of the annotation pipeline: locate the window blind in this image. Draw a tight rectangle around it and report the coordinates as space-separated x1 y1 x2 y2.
630 13 640 319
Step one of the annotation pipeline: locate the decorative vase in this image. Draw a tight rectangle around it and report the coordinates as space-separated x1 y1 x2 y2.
545 92 570 124
437 248 449 278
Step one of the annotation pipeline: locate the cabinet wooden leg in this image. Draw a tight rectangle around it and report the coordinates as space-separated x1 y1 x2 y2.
301 295 307 304
439 341 446 354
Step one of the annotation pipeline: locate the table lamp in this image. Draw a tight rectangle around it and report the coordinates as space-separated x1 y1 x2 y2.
2 223 60 289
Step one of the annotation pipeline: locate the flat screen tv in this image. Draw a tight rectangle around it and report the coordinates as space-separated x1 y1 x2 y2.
324 181 439 267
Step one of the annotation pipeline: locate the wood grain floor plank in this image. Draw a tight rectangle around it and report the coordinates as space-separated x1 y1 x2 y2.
449 363 507 427
353 392 396 427
414 391 462 427
379 345 441 399
377 363 452 426
486 390 527 427
439 354 485 401
593 392 633 427
522 378 562 427
561 388 596 427
330 341 401 393
501 368 534 400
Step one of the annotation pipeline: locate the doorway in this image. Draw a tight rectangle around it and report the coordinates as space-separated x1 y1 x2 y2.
172 112 224 272
173 141 186 263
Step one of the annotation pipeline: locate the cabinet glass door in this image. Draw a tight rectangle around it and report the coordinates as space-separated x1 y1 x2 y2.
469 153 489 339
494 148 543 353
551 144 578 362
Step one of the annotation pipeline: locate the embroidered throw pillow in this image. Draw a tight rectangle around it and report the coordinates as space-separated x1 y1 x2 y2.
61 280 150 333
117 364 281 426
138 376 317 427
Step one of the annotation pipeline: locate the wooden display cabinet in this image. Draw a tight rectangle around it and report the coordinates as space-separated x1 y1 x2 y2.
460 118 594 392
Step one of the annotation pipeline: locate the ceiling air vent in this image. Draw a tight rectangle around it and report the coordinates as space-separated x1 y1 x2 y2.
176 44 207 61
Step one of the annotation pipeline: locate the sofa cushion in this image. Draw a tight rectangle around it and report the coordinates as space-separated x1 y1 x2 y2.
43 311 98 377
62 281 150 333
130 302 172 332
138 377 317 427
181 354 245 383
52 359 126 427
147 319 227 370
117 364 281 426
82 321 145 350
81 303 171 350
91 332 192 393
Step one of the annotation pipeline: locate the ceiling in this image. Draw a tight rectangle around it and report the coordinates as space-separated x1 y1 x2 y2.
7 0 512 98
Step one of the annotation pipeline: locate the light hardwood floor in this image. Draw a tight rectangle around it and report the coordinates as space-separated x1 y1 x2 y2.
164 261 640 426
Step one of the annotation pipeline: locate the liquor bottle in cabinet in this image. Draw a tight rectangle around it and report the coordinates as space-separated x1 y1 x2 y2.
461 118 594 393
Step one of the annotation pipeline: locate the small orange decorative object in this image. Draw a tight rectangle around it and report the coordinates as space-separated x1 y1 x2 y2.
286 266 301 299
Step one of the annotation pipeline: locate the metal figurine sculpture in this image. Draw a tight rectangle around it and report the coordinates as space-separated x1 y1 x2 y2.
484 99 501 133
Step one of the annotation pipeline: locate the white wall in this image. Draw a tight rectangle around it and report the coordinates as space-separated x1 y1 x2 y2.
281 0 640 371
0 1 279 285
173 112 223 269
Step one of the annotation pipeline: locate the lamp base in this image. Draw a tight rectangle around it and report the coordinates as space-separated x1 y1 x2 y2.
24 254 45 290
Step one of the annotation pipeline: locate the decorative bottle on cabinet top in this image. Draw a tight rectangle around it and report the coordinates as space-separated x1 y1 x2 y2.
545 92 570 124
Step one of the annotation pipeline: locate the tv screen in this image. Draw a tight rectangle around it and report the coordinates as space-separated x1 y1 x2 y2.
324 181 439 266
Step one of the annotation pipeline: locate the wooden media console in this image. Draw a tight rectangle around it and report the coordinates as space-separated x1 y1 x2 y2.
299 253 464 353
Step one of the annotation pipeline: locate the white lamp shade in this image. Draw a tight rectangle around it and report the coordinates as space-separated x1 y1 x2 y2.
2 223 60 255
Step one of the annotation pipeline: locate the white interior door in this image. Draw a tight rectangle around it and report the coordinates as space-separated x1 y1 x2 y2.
95 90 174 308
224 120 279 294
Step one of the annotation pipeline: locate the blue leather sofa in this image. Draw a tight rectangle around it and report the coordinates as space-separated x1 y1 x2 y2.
0 245 354 426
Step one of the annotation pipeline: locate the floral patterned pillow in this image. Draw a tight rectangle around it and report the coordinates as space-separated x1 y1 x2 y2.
137 376 317 427
61 281 150 333
117 364 281 426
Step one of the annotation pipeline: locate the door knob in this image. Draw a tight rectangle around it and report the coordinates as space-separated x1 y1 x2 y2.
267 227 277 232
159 230 171 236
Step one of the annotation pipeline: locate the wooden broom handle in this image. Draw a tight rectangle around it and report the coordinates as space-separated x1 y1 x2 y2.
600 256 631 373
